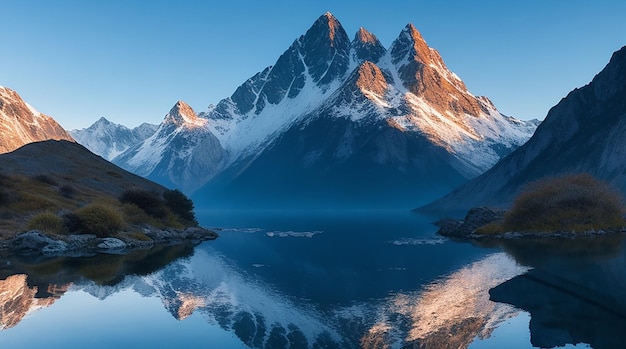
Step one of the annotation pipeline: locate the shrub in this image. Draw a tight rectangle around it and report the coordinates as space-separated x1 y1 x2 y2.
33 174 58 186
119 189 167 219
503 174 625 232
163 189 197 225
59 185 76 199
74 204 124 237
27 211 64 234
62 212 82 232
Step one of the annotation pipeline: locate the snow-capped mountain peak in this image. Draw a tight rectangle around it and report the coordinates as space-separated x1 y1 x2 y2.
71 117 157 161
351 27 386 64
163 101 206 128
109 13 538 207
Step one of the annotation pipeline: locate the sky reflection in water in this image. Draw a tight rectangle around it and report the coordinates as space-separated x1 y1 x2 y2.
0 210 623 348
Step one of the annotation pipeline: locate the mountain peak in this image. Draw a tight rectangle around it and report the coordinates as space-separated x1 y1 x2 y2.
351 27 386 64
164 101 205 128
94 117 112 125
355 61 388 96
298 13 351 86
355 27 377 44
310 11 345 46
390 23 432 66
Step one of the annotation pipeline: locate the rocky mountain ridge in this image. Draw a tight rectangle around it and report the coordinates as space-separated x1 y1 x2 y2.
70 117 157 160
0 86 75 154
422 45 626 212
80 12 538 207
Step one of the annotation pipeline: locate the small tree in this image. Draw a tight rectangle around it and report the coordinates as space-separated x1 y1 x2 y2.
503 174 625 232
119 189 167 219
163 189 197 224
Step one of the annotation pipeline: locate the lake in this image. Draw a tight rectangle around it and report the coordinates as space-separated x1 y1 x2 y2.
1 209 625 348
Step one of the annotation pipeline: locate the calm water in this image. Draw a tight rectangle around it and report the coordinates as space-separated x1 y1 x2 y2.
1 210 624 348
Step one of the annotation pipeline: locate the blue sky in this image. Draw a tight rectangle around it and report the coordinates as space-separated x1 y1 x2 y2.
2 0 625 129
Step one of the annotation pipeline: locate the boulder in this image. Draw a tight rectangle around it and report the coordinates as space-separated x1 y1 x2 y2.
9 231 68 255
97 238 127 251
436 207 505 238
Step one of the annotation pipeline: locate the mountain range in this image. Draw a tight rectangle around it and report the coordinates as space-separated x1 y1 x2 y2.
422 44 626 213
70 117 157 161
77 13 537 208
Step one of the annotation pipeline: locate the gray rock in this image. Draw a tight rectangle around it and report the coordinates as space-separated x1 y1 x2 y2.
435 207 505 238
97 238 127 251
9 231 68 255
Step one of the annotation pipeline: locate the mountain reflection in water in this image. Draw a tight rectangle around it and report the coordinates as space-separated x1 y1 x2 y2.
3 209 625 349
0 240 531 348
361 253 527 349
488 236 626 349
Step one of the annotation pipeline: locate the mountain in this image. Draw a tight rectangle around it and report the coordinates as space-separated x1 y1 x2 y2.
422 45 626 213
112 101 225 193
0 86 75 154
113 13 537 208
193 13 536 208
0 140 165 197
70 117 157 160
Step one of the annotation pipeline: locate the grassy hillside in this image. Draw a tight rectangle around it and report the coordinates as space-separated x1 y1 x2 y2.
0 140 197 240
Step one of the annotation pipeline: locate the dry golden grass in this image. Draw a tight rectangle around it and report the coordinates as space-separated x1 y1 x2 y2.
27 211 64 234
0 171 197 240
501 174 625 233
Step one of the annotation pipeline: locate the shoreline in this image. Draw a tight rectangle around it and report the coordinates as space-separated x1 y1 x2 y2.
435 207 626 241
0 225 218 257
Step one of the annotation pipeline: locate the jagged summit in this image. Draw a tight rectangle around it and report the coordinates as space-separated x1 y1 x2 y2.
70 117 158 161
351 27 386 64
109 13 537 208
163 101 205 128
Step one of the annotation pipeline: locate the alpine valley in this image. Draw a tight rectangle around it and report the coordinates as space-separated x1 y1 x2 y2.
79 13 539 208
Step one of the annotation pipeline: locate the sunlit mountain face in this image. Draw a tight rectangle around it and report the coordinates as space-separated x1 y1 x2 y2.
94 12 537 209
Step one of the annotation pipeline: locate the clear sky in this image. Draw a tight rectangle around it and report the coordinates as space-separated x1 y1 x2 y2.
2 0 625 130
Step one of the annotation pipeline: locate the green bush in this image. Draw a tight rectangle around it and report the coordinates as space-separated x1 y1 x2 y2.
163 189 197 225
27 211 64 234
74 204 124 237
119 189 167 219
503 174 625 232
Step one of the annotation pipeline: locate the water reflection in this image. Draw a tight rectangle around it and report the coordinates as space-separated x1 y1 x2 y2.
0 244 530 348
0 244 195 332
360 253 528 349
488 236 626 349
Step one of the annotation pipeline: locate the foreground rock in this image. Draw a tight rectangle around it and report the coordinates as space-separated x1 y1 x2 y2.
1 226 218 257
435 207 505 238
435 207 626 239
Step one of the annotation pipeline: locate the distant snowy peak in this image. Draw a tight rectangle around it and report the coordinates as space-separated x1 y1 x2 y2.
70 117 157 161
113 100 224 192
0 86 75 154
163 101 206 128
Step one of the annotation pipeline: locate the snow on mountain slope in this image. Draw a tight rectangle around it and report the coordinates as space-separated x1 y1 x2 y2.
70 117 157 160
0 86 75 153
112 13 536 206
113 101 225 192
197 15 536 178
422 45 626 212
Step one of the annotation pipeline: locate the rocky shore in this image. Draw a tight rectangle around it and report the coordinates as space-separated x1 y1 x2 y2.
0 225 218 257
435 207 626 240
